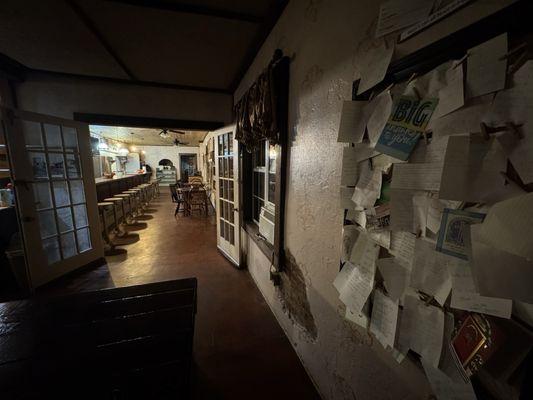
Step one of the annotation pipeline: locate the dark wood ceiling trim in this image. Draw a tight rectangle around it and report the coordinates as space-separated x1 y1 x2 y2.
74 112 224 131
67 0 138 80
228 1 289 93
105 0 263 23
0 52 27 82
27 68 231 94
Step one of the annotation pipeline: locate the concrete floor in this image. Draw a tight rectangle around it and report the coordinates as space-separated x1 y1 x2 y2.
41 188 321 400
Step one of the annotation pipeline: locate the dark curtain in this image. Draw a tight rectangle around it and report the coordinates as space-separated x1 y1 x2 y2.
235 55 284 152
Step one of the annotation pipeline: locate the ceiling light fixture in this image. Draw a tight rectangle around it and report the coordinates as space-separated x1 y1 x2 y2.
118 147 129 156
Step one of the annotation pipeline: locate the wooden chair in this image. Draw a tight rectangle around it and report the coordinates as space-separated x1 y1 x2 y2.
170 184 185 216
188 188 209 216
188 176 203 186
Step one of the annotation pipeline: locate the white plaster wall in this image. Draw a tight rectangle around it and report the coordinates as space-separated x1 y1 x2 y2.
136 145 199 181
235 1 516 399
15 74 232 123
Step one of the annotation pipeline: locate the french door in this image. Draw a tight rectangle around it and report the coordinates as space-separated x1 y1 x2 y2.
213 124 240 266
2 108 103 288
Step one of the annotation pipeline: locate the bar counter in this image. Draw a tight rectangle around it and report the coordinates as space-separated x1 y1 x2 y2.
95 172 151 202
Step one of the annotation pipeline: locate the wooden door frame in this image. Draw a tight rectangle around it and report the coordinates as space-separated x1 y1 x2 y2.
3 108 104 288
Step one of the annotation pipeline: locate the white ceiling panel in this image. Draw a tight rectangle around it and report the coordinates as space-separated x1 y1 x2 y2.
90 125 207 146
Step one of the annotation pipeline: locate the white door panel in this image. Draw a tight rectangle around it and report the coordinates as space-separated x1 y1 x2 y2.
213 124 240 266
2 108 103 288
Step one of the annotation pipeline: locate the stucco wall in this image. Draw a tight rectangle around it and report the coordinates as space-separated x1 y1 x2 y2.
136 145 200 182
15 74 232 124
235 1 516 399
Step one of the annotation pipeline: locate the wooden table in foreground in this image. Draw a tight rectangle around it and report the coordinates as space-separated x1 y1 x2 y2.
0 278 197 399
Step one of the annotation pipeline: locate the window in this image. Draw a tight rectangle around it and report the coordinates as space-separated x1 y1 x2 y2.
252 140 278 224
240 54 289 273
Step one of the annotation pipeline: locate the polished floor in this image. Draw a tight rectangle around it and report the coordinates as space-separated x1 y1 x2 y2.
40 188 321 400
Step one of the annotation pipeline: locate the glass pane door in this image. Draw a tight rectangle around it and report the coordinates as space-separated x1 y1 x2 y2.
24 121 91 264
3 109 103 288
214 125 240 265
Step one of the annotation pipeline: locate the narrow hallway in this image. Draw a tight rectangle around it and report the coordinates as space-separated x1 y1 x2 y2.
40 188 320 400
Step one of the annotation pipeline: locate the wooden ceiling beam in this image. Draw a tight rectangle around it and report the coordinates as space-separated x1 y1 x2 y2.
27 68 231 94
105 0 264 24
74 112 224 131
67 0 138 80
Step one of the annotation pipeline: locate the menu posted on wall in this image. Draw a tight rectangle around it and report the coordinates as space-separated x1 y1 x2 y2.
375 96 438 160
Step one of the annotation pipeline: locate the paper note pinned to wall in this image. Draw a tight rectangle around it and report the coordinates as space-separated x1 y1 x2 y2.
375 96 439 161
377 257 411 302
439 135 516 203
339 186 355 210
433 62 465 119
422 359 477 400
390 189 415 232
409 136 449 165
398 293 445 367
390 230 416 267
450 291 512 319
428 94 493 138
340 147 360 186
337 101 367 143
333 261 356 293
436 208 485 260
351 161 382 209
376 0 435 38
336 234 380 313
484 83 533 183
399 0 474 42
391 163 442 192
412 193 429 237
411 239 452 305
370 290 399 349
356 40 394 95
341 144 380 188
340 225 360 263
366 91 393 145
477 192 533 260
466 33 508 98
470 224 533 304
426 196 461 234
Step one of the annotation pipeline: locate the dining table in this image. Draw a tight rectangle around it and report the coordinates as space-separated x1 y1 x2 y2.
178 185 207 216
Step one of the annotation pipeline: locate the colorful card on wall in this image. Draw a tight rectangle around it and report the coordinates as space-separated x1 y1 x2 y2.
375 96 438 161
436 208 485 260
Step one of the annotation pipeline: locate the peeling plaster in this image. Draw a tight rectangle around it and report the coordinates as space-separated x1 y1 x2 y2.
277 249 318 341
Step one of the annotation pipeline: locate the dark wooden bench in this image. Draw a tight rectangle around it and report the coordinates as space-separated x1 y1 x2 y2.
0 278 197 399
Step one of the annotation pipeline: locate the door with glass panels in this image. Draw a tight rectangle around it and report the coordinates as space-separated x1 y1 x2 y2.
214 124 240 266
2 109 103 288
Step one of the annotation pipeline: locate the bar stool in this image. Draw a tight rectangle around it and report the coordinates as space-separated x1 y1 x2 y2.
104 197 124 237
98 202 127 256
103 197 137 239
132 186 147 211
137 184 150 207
124 189 143 216
114 193 135 224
